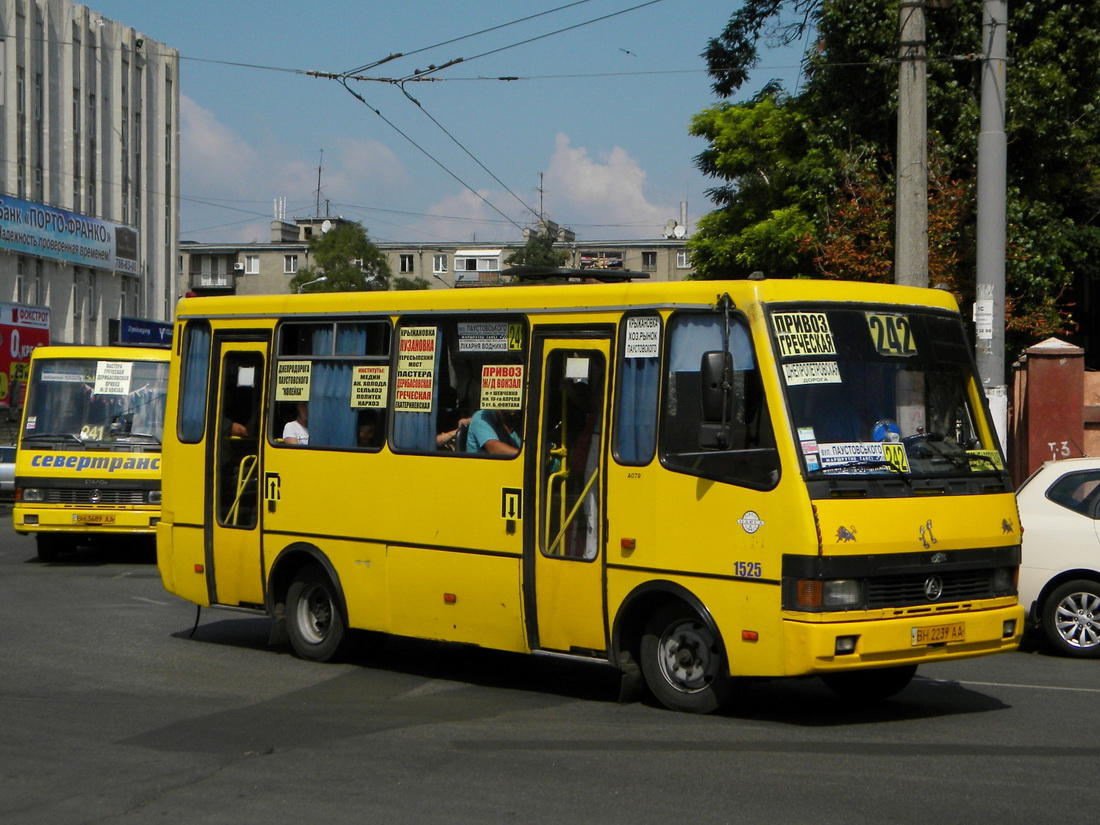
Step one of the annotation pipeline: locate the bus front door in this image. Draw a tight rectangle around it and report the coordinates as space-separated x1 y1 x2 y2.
207 339 268 608
527 337 610 655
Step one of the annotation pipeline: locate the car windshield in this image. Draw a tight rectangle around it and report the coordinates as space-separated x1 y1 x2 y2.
22 357 168 447
770 303 1005 480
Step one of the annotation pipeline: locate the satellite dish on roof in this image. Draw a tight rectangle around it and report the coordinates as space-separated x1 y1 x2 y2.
673 224 686 239
321 219 332 234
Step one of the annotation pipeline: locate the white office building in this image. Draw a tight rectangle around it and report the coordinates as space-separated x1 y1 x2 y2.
0 0 179 345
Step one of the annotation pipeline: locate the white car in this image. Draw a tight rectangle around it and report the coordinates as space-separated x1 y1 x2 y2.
1018 457 1100 657
0 445 13 499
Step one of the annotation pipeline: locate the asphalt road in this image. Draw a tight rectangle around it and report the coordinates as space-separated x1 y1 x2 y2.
2 507 1097 825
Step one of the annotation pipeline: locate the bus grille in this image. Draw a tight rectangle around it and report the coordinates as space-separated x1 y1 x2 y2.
45 489 146 505
867 571 993 607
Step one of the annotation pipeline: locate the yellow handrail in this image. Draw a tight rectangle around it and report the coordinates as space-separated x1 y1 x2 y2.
225 454 257 526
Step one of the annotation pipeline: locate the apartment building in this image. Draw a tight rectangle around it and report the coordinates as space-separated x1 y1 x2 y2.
181 216 694 297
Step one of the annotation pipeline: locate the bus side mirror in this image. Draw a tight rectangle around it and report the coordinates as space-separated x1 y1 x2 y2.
699 350 732 448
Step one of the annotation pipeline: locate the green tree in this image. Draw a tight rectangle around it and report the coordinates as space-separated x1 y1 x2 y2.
504 229 569 268
393 276 431 290
287 221 391 293
692 0 1100 357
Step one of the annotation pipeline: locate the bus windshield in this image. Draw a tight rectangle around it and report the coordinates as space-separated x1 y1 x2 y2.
22 357 169 448
770 303 1004 480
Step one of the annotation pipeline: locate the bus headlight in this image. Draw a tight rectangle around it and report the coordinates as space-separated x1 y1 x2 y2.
795 579 864 609
992 567 1013 593
22 488 44 502
823 579 863 607
148 490 162 505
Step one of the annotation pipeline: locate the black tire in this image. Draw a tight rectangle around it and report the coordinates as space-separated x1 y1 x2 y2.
285 565 348 663
36 533 66 563
1041 579 1100 658
821 664 917 701
639 602 733 714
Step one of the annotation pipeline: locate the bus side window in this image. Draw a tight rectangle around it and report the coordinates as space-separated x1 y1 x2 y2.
662 312 778 490
615 313 660 465
179 321 211 443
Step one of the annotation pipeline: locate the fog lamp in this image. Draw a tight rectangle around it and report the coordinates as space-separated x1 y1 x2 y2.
1003 619 1017 638
835 635 859 655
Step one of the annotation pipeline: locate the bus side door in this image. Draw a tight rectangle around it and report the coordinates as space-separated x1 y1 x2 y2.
526 335 611 655
207 337 268 608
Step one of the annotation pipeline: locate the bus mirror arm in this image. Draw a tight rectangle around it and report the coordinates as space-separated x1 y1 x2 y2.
699 350 733 449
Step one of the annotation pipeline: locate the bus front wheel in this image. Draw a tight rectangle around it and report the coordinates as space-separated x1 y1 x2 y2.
639 603 732 714
286 565 348 663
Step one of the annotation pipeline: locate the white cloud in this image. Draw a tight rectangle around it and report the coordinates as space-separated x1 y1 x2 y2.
180 96 411 242
543 134 672 238
180 95 263 197
407 188 516 244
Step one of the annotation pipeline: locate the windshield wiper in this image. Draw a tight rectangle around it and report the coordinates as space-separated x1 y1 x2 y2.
22 432 84 445
117 432 161 445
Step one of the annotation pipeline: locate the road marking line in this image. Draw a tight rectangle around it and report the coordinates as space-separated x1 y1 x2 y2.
926 677 1100 694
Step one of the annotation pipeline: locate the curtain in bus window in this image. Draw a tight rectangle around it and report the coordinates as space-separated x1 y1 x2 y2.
180 324 211 443
393 327 442 452
309 362 356 448
335 324 367 355
668 315 754 372
616 356 658 463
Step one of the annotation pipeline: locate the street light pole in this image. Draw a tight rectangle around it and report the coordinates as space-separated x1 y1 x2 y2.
975 0 1009 452
296 275 327 294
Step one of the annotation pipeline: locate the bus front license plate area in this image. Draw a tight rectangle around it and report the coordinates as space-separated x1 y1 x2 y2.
73 514 116 525
911 622 965 646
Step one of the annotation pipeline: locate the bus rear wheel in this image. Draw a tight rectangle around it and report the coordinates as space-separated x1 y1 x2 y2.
821 664 917 701
639 603 732 714
286 565 348 663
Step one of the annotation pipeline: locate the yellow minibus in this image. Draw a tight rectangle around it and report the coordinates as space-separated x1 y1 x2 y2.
157 274 1022 712
15 345 169 561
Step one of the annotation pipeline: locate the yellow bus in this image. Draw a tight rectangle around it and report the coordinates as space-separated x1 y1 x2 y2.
157 275 1023 712
15 345 170 562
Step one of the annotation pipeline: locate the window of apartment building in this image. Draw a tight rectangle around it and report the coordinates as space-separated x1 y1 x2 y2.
88 271 98 321
88 93 97 214
284 255 299 274
579 251 624 270
15 258 25 303
400 254 415 274
245 255 260 275
72 270 84 320
676 251 690 269
455 254 500 272
33 260 42 306
433 254 448 273
641 251 657 271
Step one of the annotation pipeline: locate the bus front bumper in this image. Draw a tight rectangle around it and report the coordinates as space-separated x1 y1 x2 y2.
782 603 1024 675
13 506 160 535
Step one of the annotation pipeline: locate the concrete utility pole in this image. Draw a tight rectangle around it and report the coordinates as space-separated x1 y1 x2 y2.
975 0 1009 452
895 0 928 287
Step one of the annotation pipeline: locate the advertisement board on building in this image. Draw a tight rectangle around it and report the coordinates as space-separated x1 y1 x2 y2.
0 303 50 407
0 194 138 274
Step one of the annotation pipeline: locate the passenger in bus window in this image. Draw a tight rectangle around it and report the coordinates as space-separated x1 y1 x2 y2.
465 409 521 456
283 402 309 445
437 416 471 450
357 410 385 448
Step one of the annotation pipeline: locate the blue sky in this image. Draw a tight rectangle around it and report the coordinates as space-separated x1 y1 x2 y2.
88 1 806 245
